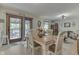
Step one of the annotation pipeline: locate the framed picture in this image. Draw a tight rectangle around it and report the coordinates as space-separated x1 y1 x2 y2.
64 22 71 27
38 21 41 27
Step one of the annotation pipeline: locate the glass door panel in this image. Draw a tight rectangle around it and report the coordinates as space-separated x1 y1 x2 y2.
25 20 30 37
10 18 21 40
43 21 49 35
43 21 49 31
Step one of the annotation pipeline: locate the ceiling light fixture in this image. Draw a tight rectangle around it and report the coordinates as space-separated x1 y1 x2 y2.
61 15 66 19
57 13 71 19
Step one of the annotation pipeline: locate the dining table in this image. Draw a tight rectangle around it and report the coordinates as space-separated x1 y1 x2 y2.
32 33 57 55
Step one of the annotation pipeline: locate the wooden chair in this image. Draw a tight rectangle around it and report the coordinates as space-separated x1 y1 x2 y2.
48 32 64 55
77 34 79 54
32 29 42 55
54 32 64 55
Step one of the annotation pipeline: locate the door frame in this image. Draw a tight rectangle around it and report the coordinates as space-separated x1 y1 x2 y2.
6 13 23 43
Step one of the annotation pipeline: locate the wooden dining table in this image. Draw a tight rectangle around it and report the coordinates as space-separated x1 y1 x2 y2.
32 33 57 55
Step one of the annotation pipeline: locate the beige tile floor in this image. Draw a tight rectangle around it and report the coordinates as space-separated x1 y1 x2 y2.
62 38 78 55
0 41 32 55
0 38 78 55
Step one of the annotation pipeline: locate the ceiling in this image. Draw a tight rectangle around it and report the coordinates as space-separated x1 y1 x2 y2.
1 3 79 19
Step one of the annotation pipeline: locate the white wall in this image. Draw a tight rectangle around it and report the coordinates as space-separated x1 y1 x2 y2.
0 7 6 45
32 18 44 30
58 17 79 33
39 17 79 34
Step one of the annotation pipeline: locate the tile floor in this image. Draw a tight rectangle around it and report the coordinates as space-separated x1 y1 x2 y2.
0 41 32 55
62 38 78 55
0 38 78 55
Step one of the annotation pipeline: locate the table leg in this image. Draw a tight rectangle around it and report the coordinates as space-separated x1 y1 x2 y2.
42 45 47 55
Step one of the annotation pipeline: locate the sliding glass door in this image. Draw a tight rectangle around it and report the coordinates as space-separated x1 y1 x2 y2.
24 19 33 53
6 14 22 43
6 14 33 43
